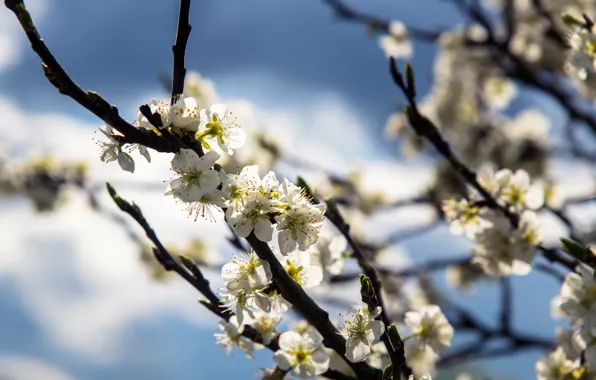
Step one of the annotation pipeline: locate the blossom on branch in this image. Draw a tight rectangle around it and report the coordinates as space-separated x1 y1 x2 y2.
273 330 330 378
339 306 385 363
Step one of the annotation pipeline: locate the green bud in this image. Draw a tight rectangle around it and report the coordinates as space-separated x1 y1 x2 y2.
387 324 402 350
179 255 194 271
382 364 393 379
561 238 588 262
562 13 586 29
213 163 223 172
106 182 118 199
359 274 374 298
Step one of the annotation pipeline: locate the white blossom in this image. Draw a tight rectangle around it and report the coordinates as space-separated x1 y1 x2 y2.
250 312 281 345
267 290 292 313
442 198 492 239
222 251 272 292
552 263 596 322
379 21 413 59
135 98 170 130
472 210 539 277
214 316 256 358
275 179 326 255
226 168 280 242
535 347 579 380
96 125 136 173
495 168 544 211
166 149 221 201
198 103 246 154
169 96 201 131
309 234 347 279
405 304 453 355
567 27 596 80
339 306 386 363
273 330 330 378
483 76 517 110
183 190 226 222
281 249 323 288
405 343 438 376
219 288 256 325
556 328 585 361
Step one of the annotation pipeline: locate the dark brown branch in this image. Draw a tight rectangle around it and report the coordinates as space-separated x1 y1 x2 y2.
171 0 192 102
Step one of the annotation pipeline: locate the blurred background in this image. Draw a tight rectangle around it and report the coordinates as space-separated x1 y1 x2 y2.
0 0 594 379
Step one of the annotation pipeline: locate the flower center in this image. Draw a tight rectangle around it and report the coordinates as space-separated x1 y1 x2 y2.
182 171 203 187
290 347 312 364
285 260 304 285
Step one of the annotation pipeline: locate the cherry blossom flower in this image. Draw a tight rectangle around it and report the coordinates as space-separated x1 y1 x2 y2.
222 252 272 292
273 330 330 378
214 316 256 358
198 103 246 154
379 21 413 59
281 249 323 288
405 304 454 355
96 125 136 173
339 306 386 363
275 179 326 254
309 234 347 279
166 149 221 203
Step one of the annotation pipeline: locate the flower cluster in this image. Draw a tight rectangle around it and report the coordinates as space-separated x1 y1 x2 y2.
225 166 327 251
542 263 596 378
443 167 543 277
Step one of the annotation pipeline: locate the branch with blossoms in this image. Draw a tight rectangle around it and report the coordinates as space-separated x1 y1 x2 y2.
9 0 596 379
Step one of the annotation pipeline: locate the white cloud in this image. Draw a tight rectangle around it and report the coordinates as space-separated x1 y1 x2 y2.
0 355 74 380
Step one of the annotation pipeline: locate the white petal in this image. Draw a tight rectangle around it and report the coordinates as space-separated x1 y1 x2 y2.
364 320 385 346
278 331 302 351
117 152 135 173
273 350 294 371
346 337 371 363
254 219 273 242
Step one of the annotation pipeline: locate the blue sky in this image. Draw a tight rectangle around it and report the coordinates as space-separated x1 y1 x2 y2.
0 0 584 379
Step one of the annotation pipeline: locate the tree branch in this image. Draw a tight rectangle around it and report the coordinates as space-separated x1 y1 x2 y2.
171 0 192 102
